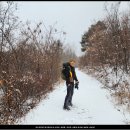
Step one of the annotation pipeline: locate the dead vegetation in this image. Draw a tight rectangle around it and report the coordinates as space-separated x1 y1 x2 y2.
0 1 65 124
79 2 130 112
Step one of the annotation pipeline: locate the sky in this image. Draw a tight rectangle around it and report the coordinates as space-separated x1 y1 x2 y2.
15 1 129 57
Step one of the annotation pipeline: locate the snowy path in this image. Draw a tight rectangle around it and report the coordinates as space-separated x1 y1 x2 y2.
18 69 126 124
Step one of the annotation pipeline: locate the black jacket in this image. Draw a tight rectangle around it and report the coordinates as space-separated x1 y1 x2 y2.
63 62 78 83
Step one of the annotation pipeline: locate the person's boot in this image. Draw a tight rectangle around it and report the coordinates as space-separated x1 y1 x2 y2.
63 106 70 110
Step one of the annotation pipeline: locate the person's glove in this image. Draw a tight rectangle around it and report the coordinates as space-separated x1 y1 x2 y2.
75 81 79 84
75 81 79 89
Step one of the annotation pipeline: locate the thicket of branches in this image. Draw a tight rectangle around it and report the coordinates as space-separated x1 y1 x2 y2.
79 2 130 111
0 2 64 124
62 44 78 63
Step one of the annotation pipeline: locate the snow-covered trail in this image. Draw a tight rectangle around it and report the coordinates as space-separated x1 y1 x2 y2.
18 69 125 124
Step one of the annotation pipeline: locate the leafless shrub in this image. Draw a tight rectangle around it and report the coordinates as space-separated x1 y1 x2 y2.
0 2 64 124
79 2 130 112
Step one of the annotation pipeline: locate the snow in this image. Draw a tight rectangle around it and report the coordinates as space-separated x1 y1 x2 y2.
18 69 127 124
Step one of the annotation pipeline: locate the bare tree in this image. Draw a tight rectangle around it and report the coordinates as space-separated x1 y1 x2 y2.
0 2 64 124
79 2 130 113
